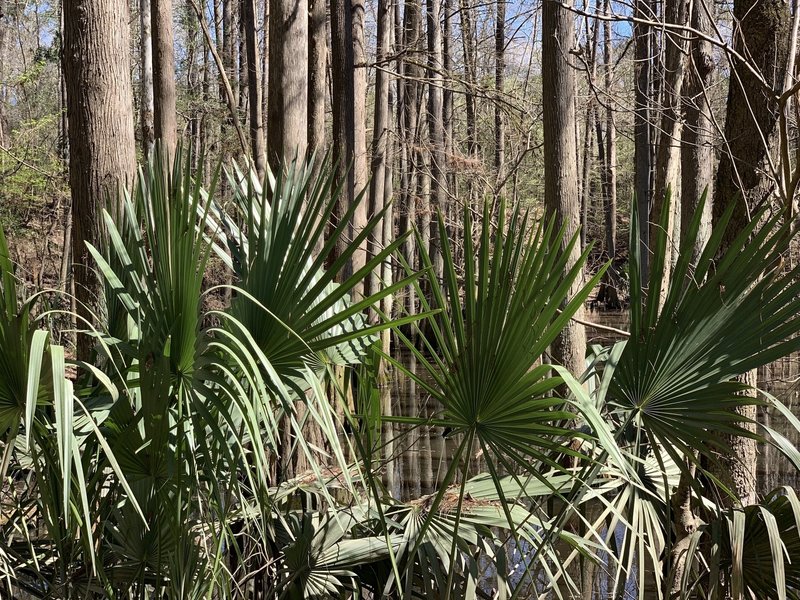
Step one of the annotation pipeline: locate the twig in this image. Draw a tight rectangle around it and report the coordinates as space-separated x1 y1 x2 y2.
557 308 630 337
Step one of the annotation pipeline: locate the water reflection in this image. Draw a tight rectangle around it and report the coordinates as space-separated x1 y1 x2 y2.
380 309 800 597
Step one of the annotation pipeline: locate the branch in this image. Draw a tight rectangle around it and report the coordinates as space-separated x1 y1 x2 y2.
187 0 249 158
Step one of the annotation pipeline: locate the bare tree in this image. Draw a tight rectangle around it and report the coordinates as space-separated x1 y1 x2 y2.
152 0 178 158
267 0 308 169
713 0 791 507
63 0 137 359
459 0 478 205
680 0 714 260
602 0 616 261
140 0 155 158
368 0 394 298
650 0 689 300
243 0 266 180
494 0 506 195
633 0 653 279
542 0 586 377
426 0 445 279
397 0 423 314
308 0 327 171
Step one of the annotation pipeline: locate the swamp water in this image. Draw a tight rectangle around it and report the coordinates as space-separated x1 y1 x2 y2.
377 310 800 597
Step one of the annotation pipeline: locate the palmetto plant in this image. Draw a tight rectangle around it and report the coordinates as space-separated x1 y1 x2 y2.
2 154 800 600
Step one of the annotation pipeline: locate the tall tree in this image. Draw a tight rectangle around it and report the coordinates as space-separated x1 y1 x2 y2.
542 0 586 377
494 0 506 195
397 0 422 315
267 0 308 169
367 0 393 297
308 0 327 170
140 0 155 158
680 0 714 259
330 0 356 270
633 0 653 279
713 0 790 506
352 0 369 285
459 0 478 205
650 0 689 299
63 0 137 359
152 0 178 158
243 0 266 179
426 0 445 278
602 0 616 260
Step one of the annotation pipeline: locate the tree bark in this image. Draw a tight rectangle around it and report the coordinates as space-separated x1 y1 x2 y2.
243 0 266 180
152 0 178 159
267 0 308 169
397 0 423 315
459 0 478 205
542 0 586 378
63 0 137 360
634 0 653 281
494 0 506 196
426 0 445 280
602 0 616 259
351 0 369 291
680 0 714 261
307 0 327 171
650 0 689 303
713 0 790 507
140 0 155 158
330 0 355 240
368 0 393 298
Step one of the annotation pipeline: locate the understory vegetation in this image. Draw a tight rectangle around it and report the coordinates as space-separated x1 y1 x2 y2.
3 154 800 599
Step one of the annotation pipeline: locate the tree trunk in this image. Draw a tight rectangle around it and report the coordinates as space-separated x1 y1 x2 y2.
494 0 505 197
580 102 594 250
267 0 308 169
307 0 326 170
223 0 236 106
330 0 355 228
713 0 790 507
398 0 423 315
351 0 369 292
426 0 445 280
443 0 455 200
140 0 155 158
152 0 178 159
634 0 653 280
238 0 248 116
680 0 714 261
650 0 689 307
580 16 597 251
63 0 137 360
542 0 586 377
602 0 616 259
368 0 393 298
459 0 478 205
243 0 266 180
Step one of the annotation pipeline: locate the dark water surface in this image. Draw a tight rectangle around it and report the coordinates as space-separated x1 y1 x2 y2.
383 310 800 498
378 309 800 597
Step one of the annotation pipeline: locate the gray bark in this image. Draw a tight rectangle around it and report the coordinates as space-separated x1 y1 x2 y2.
713 0 790 507
680 0 714 261
634 0 653 280
63 0 137 359
542 0 586 378
267 0 308 169
243 0 266 180
152 0 178 159
140 0 155 158
368 0 393 298
494 0 505 196
650 0 689 308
